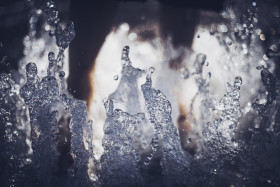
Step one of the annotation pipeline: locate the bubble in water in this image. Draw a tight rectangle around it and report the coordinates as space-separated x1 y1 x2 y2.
114 75 118 80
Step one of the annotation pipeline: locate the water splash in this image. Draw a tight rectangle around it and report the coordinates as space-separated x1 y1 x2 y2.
2 0 280 186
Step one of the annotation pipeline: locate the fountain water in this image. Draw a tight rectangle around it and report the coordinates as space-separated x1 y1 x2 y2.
1 0 280 186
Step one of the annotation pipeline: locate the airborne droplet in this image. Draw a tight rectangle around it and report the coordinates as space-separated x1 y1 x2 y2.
180 67 190 79
149 67 155 74
59 71 65 79
48 52 55 62
234 76 242 89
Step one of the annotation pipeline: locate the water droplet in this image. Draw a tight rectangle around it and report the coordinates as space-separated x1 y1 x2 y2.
180 67 189 79
128 33 137 41
120 23 130 32
121 46 131 67
234 77 242 88
48 52 55 62
113 75 118 80
26 62 38 81
59 71 65 79
149 67 155 74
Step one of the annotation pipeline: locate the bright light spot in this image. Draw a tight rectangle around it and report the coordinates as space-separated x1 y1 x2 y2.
260 34 266 41
120 23 130 32
45 25 51 31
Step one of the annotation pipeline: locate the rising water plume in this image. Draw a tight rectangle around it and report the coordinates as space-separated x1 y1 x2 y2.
1 0 280 186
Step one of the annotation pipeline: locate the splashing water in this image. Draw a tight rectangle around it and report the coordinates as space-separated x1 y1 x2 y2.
1 0 280 186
